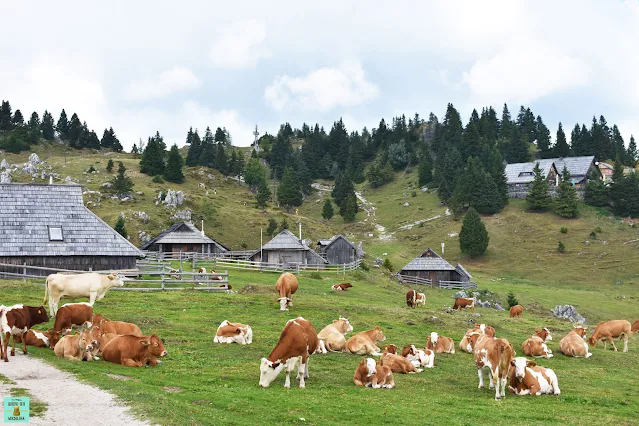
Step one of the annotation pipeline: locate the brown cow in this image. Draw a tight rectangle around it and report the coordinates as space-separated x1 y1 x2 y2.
50 303 94 348
54 331 98 361
460 324 496 353
87 326 118 357
406 290 426 308
259 317 319 388
380 345 422 373
1 305 50 362
632 320 639 333
452 297 475 311
353 357 395 388
101 334 167 367
275 273 299 311
13 329 52 348
91 314 143 337
522 328 553 358
471 333 515 400
559 327 592 358
213 320 253 344
331 282 353 291
426 332 455 354
508 357 561 396
345 327 386 356
317 317 353 353
402 344 435 369
587 320 632 352
510 305 524 318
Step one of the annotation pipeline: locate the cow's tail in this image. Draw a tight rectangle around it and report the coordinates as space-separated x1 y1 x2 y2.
43 276 50 304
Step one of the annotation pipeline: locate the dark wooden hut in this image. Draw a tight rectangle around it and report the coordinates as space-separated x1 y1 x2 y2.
140 222 228 254
316 234 360 265
249 230 326 266
399 248 472 286
0 183 141 275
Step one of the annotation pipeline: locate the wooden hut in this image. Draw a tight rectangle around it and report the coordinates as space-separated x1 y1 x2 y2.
316 234 360 265
250 230 327 266
554 156 602 187
399 248 472 286
140 222 228 254
0 183 141 275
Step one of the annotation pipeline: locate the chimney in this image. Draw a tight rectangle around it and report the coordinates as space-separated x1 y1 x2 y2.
201 219 205 236
49 174 53 185
299 222 302 242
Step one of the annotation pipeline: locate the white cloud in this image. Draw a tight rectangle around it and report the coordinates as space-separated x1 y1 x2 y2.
462 41 590 105
124 67 200 101
264 60 379 112
209 19 272 69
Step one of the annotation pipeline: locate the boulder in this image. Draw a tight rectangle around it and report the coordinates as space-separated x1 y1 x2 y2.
0 159 8 170
552 305 586 324
134 211 150 223
22 163 37 175
171 209 192 221
101 182 113 188
403 202 410 207
454 290 469 299
28 153 42 164
65 176 74 183
138 231 152 244
0 170 11 183
163 189 185 207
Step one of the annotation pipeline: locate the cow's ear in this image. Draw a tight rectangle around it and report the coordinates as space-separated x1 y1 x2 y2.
510 360 515 366
107 274 115 280
527 361 537 368
140 340 151 346
271 362 280 369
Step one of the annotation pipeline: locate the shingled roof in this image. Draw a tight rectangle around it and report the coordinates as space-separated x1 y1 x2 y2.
0 183 141 257
504 159 557 184
400 248 456 271
554 156 600 179
139 222 228 251
262 229 309 250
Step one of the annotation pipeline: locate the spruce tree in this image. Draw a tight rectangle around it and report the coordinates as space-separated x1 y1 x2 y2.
0 100 13 131
110 162 134 195
322 199 334 220
106 159 114 172
627 136 637 167
277 167 303 211
526 163 552 210
56 109 69 139
164 144 185 183
536 116 552 158
459 207 489 257
340 192 358 222
186 129 202 166
244 158 266 189
487 145 508 205
227 150 238 177
100 128 113 148
114 216 128 239
553 123 570 158
418 155 432 186
27 112 41 144
553 166 579 218
139 133 166 176
256 178 271 209
40 111 55 140
297 159 313 195
266 217 277 236
12 109 24 125
214 144 228 174
584 179 609 207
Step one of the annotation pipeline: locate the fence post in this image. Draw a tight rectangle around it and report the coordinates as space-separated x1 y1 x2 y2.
161 270 165 291
179 250 183 274
23 262 27 284
192 253 196 270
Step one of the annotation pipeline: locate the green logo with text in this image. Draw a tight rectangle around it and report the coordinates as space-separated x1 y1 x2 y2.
4 397 29 423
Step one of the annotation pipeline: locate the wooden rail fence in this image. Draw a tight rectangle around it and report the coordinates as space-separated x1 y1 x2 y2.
397 274 477 290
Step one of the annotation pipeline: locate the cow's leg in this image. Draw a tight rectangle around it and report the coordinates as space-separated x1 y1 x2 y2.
318 340 327 354
608 336 618 351
89 292 98 306
477 367 484 389
2 332 9 361
122 358 139 367
298 363 306 388
284 367 292 388
21 333 27 355
10 334 16 356
493 368 502 400
488 370 494 390
623 334 628 353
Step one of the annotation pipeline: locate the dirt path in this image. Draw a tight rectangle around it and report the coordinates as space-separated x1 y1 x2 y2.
0 352 152 426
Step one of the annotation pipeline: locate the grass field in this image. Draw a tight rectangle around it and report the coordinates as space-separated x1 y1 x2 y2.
1 270 637 425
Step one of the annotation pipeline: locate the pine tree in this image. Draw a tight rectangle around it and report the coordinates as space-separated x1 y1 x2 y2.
214 127 227 144
227 150 238 177
164 144 185 183
499 104 512 140
12 109 24 126
214 144 228 174
114 216 128 239
106 159 114 172
553 166 579 218
277 167 303 210
526 163 552 210
56 109 69 139
186 129 202 166
508 127 530 163
297 159 313 195
199 127 216 168
279 218 289 231
459 207 489 257
266 217 278 236
340 192 358 222
418 155 432 186
244 158 267 189
322 199 334 220
584 179 609 207
627 135 637 167
39 110 55 139
536 116 552 158
139 133 166 176
487 145 508 205
27 112 41 144
0 100 13 131
256 178 271 209
131 144 139 154
100 128 113 148
110 162 134 195
553 123 570 158
319 153 333 179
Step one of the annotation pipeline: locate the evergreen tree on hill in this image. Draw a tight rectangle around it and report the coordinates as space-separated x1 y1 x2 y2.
340 192 358 222
164 144 185 184
11 109 24 126
199 127 216 168
114 216 128 239
435 147 462 202
442 103 463 152
322 199 334 220
609 161 639 217
611 125 626 165
27 112 41 144
459 207 489 257
584 178 609 207
418 154 433 186
106 159 114 172
526 163 552 210
186 129 202 166
553 123 570 158
100 128 113 148
0 100 13 131
627 136 637 167
227 150 239 178
487 145 508 205
507 127 530 163
56 109 69 138
67 113 83 148
214 127 227 144
215 144 228 175
270 126 293 179
277 167 303 211
256 178 271 209
553 166 579 218
110 162 134 195
536 116 552 159
297 159 313 195
139 133 166 176
244 157 267 190
499 103 513 140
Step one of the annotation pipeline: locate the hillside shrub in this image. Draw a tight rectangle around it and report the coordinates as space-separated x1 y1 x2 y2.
382 257 394 272
106 159 114 172
411 191 417 197
560 227 568 234
86 165 96 173
594 226 602 233
152 175 164 183
359 261 370 272
506 292 519 308
558 241 565 253
589 231 597 239
114 216 127 239
459 207 489 257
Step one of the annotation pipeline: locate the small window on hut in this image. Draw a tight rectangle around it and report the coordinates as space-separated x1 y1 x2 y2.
48 226 64 241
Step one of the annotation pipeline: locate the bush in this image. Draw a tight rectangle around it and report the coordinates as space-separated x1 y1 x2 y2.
106 159 114 172
382 257 394 272
560 227 568 234
589 231 597 239
558 241 565 253
241 242 247 249
152 175 165 183
86 165 96 173
308 272 323 280
506 292 519 308
594 226 602 233
359 261 370 272
411 191 417 197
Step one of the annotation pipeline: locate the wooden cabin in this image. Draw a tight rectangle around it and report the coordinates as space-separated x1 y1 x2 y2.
399 248 472 286
316 234 360 265
140 222 228 254
250 230 327 266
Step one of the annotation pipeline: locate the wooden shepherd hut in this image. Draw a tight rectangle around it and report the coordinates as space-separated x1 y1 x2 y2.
250 230 327 266
0 183 141 275
316 234 360 265
399 248 472 286
140 221 229 254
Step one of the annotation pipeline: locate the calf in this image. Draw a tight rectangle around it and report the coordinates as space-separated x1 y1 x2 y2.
522 328 553 358
317 317 353 353
54 331 98 361
213 320 253 344
508 357 560 396
402 345 435 369
406 290 426 308
632 320 639 333
453 297 475 312
510 305 524 318
560 327 592 358
331 282 353 291
259 317 318 388
471 333 515 400
461 324 496 353
587 320 632 352
380 345 422 374
275 272 299 311
87 326 118 357
101 334 167 367
345 327 386 356
13 329 51 348
101 320 143 337
50 303 94 348
1 305 49 362
426 332 455 354
353 357 395 389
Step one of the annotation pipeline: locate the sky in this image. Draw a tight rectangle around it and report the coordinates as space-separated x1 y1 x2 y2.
1 1 638 151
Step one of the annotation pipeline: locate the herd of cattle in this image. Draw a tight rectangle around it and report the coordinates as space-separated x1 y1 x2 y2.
2 270 638 402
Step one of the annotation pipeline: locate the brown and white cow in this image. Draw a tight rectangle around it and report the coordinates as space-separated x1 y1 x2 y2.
345 327 386 356
587 320 632 352
275 272 299 311
87 326 118 357
44 272 126 315
13 329 51 348
426 332 455 354
101 334 167 367
510 305 524 318
452 297 475 311
49 303 94 348
401 344 435 369
406 290 426 308
632 320 639 333
460 324 496 353
471 333 515 400
332 282 353 291
559 327 592 358
259 317 319 388
1 305 50 362
213 320 253 345
380 344 423 373
317 317 353 353
353 357 395 389
54 330 98 361
522 328 553 358
508 357 561 396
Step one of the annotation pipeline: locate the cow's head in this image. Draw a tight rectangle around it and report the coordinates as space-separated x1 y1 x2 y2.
366 358 377 377
573 326 587 338
511 357 536 382
29 306 50 325
77 331 95 354
335 317 353 334
383 344 397 354
430 332 439 345
587 336 597 346
373 327 386 342
141 334 168 357
277 297 290 311
401 345 417 357
259 358 284 387
107 273 126 287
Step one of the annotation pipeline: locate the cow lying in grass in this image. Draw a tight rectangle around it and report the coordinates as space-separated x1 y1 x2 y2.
54 330 99 361
380 344 423 374
353 357 395 389
101 334 167 367
317 317 353 353
345 327 386 356
426 332 455 354
402 345 435 369
560 326 592 358
522 328 553 358
508 357 561 396
214 320 253 345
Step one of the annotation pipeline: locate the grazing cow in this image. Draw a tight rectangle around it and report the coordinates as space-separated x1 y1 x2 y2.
353 357 395 388
317 317 353 353
345 327 386 356
402 345 435 369
406 290 426 308
426 332 455 354
471 333 515 400
522 328 553 358
587 320 632 352
275 273 299 311
13 329 51 348
331 282 353 291
44 272 125 315
508 357 561 396
632 320 639 333
101 334 167 367
49 303 94 349
510 305 524 318
213 320 253 344
559 327 592 358
259 317 319 388
453 297 475 312
54 331 98 361
1 305 49 362
380 345 422 373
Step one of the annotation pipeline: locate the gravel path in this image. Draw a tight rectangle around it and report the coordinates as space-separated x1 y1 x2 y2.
0 352 152 426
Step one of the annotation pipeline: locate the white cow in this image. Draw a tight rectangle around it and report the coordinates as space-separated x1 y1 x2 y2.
44 273 126 315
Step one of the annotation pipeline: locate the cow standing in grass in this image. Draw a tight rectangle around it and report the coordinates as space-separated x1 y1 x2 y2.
471 333 515 400
587 320 632 352
275 273 299 311
44 273 125 315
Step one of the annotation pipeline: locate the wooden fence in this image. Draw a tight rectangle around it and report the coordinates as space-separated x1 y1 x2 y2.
397 274 477 290
397 274 432 286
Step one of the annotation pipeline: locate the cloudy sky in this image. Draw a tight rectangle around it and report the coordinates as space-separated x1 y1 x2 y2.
1 1 638 150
